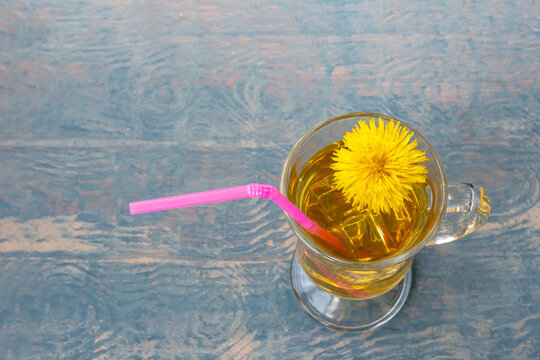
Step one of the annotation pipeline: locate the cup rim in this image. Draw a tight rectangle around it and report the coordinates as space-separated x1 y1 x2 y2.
279 112 448 269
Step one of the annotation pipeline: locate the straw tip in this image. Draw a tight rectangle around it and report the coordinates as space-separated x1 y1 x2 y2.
129 202 137 215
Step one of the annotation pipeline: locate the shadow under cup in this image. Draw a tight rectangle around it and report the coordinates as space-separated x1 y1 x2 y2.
279 113 448 328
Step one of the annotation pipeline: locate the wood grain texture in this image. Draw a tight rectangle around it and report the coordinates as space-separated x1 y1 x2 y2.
0 0 538 359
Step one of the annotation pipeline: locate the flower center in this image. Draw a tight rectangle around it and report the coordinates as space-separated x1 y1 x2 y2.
372 155 387 174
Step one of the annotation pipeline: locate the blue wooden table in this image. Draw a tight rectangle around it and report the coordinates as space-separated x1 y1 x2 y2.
1 1 538 359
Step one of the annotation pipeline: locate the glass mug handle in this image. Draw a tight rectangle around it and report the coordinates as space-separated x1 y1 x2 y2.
429 183 491 245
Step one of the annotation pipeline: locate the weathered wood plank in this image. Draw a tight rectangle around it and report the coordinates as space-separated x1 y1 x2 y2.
0 145 296 261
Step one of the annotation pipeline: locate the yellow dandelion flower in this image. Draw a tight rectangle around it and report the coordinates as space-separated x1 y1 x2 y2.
331 118 428 214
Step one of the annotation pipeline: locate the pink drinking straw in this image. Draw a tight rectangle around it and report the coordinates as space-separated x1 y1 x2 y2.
129 183 345 252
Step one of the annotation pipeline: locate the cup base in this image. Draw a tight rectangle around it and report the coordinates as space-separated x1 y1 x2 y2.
290 253 411 331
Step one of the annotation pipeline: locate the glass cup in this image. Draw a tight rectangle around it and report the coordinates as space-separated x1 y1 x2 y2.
279 113 491 331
